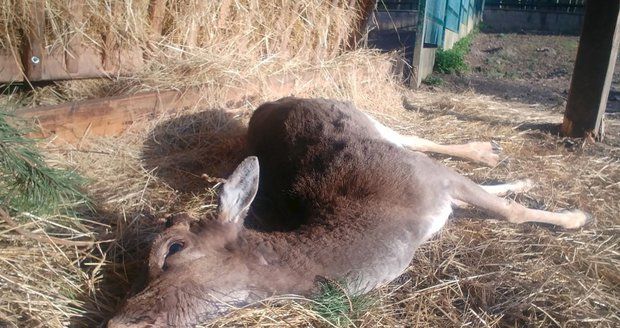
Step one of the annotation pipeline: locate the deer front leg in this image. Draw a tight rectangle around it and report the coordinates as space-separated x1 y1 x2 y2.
402 136 502 167
364 113 501 166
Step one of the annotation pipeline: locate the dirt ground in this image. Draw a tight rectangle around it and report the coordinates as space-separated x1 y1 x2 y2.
431 32 620 146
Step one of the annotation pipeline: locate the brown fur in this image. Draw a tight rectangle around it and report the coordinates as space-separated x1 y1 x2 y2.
108 97 588 327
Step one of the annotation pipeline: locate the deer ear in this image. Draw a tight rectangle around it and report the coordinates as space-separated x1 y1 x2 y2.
218 156 260 224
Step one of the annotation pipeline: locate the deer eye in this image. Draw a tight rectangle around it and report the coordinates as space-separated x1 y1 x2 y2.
167 242 184 258
162 241 185 271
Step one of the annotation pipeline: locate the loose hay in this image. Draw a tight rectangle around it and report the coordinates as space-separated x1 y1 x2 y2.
0 2 618 327
2 84 618 327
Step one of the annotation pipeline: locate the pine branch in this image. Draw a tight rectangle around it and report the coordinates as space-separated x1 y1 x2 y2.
0 112 90 214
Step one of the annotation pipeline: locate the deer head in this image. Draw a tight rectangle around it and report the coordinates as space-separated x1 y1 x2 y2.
108 157 260 327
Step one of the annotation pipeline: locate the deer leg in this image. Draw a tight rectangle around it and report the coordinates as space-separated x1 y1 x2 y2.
402 136 501 167
479 179 534 196
447 172 589 229
451 179 534 208
365 113 501 166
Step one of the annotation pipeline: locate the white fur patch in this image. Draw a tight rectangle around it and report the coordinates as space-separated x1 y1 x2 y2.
364 113 405 147
424 199 453 239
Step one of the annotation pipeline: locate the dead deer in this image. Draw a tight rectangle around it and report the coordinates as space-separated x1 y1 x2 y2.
108 97 589 327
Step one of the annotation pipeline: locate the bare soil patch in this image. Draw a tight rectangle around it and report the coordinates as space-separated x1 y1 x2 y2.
440 33 579 105
430 32 620 147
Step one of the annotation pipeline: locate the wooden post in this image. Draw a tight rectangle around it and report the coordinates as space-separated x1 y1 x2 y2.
22 0 46 81
149 0 168 35
102 2 118 72
65 0 83 74
411 0 429 88
561 1 620 139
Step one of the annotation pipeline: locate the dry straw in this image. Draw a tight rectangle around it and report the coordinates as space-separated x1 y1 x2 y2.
97 91 620 327
1 1 619 328
3 87 618 326
1 0 367 105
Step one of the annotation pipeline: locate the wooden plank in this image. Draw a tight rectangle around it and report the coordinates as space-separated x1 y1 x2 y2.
44 46 140 80
3 46 143 82
1 0 141 82
65 0 83 73
149 0 168 35
0 51 23 82
15 73 322 142
18 90 202 142
22 0 46 81
561 1 620 139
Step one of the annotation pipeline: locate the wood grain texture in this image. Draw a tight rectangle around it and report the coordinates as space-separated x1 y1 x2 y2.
149 0 168 35
0 51 23 82
22 0 46 81
15 73 323 142
562 1 620 138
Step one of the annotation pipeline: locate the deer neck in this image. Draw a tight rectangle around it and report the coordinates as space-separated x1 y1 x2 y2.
236 228 321 298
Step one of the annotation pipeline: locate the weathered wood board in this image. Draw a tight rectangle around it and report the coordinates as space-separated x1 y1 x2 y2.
15 73 321 142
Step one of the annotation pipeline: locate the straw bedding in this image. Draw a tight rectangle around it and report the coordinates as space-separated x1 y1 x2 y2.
0 1 619 327
2 84 618 326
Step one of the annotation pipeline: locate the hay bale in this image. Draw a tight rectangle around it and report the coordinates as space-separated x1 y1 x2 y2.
1 0 368 83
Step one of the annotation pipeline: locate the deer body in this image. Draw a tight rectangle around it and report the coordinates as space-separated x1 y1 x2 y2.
246 97 456 294
109 97 588 327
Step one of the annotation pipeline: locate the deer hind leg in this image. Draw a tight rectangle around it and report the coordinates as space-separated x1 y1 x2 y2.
451 179 534 208
479 179 534 196
447 172 589 229
365 114 501 166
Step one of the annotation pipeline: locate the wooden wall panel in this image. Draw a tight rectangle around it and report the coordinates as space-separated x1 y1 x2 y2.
21 0 46 81
0 0 143 83
0 52 23 82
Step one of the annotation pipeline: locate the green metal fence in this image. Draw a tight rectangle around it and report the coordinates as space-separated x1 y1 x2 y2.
459 0 470 29
424 0 447 46
445 0 461 32
485 0 585 12
374 1 485 47
423 0 484 47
